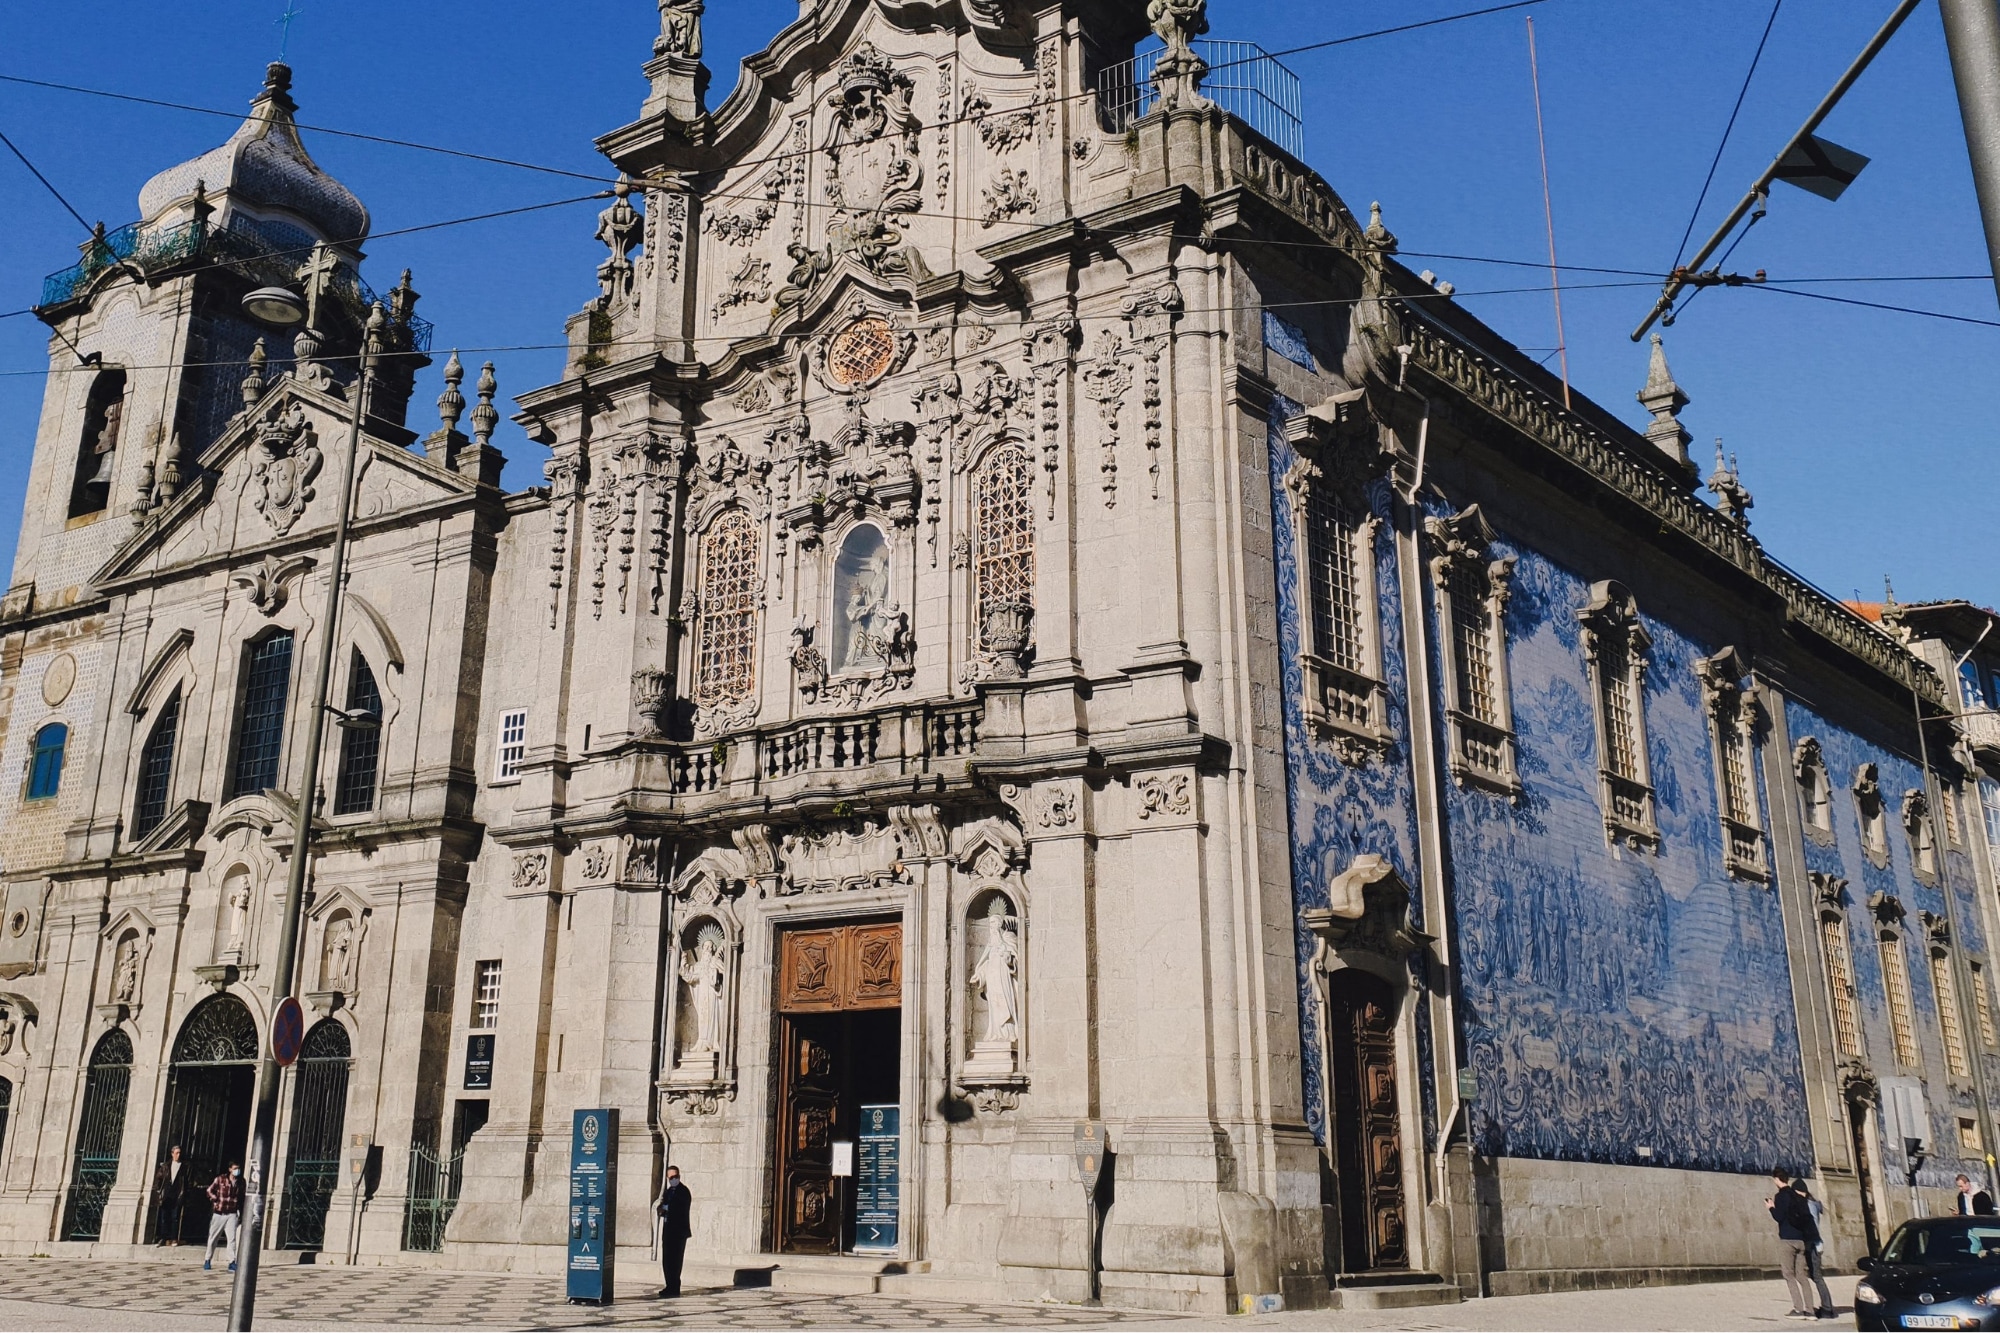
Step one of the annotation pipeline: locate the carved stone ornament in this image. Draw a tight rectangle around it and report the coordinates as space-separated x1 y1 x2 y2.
632 667 672 737
231 553 315 617
581 843 613 881
979 169 1038 229
705 168 783 245
777 817 916 896
664 1086 730 1116
823 44 924 219
962 82 1035 152
1302 854 1434 962
250 403 323 536
512 851 549 889
1079 331 1132 508
1002 782 1076 830
790 617 829 704
813 305 919 396
1134 772 1192 821
980 601 1033 678
654 0 703 58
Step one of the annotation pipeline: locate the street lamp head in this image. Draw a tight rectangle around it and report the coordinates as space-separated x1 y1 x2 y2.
327 705 381 732
242 286 309 328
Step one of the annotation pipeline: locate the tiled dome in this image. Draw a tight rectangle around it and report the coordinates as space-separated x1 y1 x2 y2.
137 62 369 243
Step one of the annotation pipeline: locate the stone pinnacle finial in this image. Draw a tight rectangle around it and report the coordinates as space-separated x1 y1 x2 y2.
242 337 268 410
1705 436 1753 527
437 351 466 434
1362 201 1398 255
1636 333 1693 474
471 362 499 449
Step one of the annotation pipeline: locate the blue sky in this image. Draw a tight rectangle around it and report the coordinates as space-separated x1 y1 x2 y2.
1 1 1993 608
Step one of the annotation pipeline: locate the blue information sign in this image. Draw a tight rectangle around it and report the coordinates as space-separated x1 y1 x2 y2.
566 1107 618 1303
854 1103 899 1252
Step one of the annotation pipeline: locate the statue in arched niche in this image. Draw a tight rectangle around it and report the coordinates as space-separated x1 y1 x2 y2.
322 913 355 991
679 924 729 1057
833 526 892 672
964 896 1021 1081
222 868 252 959
112 934 141 1005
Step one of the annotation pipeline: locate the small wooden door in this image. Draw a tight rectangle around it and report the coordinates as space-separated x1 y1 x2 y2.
1328 970 1408 1272
774 922 901 1254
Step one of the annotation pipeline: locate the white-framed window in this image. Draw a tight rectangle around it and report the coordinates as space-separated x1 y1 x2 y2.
1578 582 1657 849
1428 506 1519 796
1279 396 1388 761
494 709 528 783
1881 930 1920 1068
1696 648 1766 880
1794 737 1834 839
472 959 502 1029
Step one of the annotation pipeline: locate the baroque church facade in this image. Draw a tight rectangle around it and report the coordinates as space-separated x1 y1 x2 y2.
4 0 2000 1311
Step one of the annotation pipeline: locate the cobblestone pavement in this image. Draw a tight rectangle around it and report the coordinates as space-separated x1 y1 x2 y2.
0 1256 1862 1331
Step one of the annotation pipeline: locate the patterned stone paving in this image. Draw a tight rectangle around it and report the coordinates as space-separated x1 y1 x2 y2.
0 1258 1176 1330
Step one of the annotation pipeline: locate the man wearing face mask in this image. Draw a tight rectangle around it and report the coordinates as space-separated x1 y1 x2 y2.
203 1163 242 1272
657 1165 692 1298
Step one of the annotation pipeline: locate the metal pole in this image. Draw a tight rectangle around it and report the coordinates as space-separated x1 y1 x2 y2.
1942 0 2000 309
228 308 382 1331
1633 0 1923 339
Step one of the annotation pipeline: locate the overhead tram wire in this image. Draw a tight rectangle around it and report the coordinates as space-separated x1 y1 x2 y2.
1747 283 2000 329
0 125 95 232
1670 0 1784 272
0 0 1565 203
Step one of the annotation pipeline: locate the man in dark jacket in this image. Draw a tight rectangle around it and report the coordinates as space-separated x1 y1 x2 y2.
1767 1172 1833 1319
657 1165 692 1298
1956 1174 1996 1216
151 1145 191 1245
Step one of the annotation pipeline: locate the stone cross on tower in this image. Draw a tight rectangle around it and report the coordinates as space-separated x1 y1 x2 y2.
295 241 340 331
275 1 304 61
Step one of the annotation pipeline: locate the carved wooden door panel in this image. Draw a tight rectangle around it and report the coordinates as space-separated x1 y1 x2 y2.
777 1018 841 1253
1329 970 1408 1272
781 928 843 1012
850 923 902 1010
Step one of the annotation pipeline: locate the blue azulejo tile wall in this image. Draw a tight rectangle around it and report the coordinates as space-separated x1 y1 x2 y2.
1266 401 1430 1149
1788 701 1996 1189
1435 530 1811 1175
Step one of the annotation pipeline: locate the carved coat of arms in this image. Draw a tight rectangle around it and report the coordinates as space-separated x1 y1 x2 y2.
250 404 323 535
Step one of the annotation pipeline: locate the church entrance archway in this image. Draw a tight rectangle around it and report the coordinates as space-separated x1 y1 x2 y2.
278 1019 351 1251
1325 968 1409 1274
63 1028 133 1240
153 994 257 1244
772 921 902 1255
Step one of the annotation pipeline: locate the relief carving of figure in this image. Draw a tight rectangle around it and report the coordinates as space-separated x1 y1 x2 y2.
112 935 141 1005
972 918 1020 1044
679 927 729 1055
655 0 703 58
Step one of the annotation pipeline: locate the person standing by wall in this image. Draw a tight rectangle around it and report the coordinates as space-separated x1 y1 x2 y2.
1956 1174 1997 1216
657 1164 692 1298
1793 1179 1837 1319
202 1163 242 1273
1767 1171 1824 1318
151 1146 190 1245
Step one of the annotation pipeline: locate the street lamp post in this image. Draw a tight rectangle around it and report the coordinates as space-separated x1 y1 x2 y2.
226 299 384 1331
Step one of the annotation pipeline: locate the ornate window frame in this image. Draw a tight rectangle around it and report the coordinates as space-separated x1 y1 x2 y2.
1695 647 1767 881
1904 788 1939 882
1812 873 1864 1061
1794 736 1835 844
1855 763 1890 867
1872 891 1920 1069
1279 395 1390 763
1578 581 1657 850
968 438 1036 681
689 506 763 737
1426 505 1519 797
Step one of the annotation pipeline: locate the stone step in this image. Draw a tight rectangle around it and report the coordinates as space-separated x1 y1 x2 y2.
1329 1281 1463 1310
737 1253 929 1297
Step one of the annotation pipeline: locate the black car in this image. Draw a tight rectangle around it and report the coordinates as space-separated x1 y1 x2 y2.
1856 1217 2000 1331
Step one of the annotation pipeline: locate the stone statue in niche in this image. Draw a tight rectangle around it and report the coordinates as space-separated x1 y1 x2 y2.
323 915 355 991
676 923 728 1080
964 900 1021 1081
222 870 251 958
112 935 140 1005
833 526 892 673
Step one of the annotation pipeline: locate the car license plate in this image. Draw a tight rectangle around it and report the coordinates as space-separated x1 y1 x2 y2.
1900 1317 1960 1330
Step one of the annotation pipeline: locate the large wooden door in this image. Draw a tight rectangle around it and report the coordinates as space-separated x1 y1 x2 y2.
1328 970 1408 1272
774 923 901 1254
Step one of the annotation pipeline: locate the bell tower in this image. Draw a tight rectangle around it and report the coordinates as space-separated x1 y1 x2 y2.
8 62 424 615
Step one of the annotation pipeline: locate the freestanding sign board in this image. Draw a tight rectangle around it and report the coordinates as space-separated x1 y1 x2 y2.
567 1108 618 1304
854 1103 900 1252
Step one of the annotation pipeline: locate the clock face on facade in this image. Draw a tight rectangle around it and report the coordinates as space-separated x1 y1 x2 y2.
826 316 898 387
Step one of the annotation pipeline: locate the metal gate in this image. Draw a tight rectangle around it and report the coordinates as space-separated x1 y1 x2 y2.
155 995 257 1244
402 1141 465 1252
278 1020 351 1250
63 1029 134 1240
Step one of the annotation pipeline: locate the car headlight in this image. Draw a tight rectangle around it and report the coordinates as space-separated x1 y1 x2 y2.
1856 1281 1882 1305
1975 1284 2000 1306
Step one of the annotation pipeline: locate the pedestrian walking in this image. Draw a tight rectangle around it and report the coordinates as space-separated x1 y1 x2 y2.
1794 1180 1837 1319
657 1164 691 1298
151 1145 191 1246
203 1163 242 1272
1767 1170 1827 1319
1957 1173 1996 1216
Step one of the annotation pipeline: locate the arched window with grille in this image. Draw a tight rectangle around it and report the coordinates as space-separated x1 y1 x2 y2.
333 655 382 816
693 510 760 713
228 631 294 800
132 689 181 838
974 443 1035 652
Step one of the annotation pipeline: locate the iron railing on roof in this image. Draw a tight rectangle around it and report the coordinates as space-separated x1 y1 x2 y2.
37 217 434 354
1096 39 1305 161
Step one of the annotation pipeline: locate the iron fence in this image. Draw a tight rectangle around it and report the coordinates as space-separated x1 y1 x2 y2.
1096 39 1305 161
402 1141 465 1252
